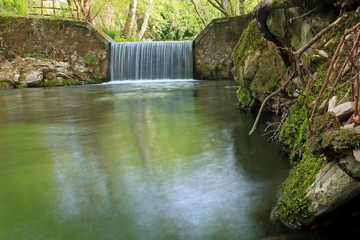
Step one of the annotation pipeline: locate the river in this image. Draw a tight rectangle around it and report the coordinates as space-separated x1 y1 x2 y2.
0 80 294 239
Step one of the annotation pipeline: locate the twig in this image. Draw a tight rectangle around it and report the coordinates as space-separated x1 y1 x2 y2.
190 0 207 28
310 21 360 118
249 73 294 135
288 7 316 23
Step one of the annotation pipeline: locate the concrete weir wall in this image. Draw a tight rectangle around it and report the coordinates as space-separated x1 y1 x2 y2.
193 15 250 80
0 16 114 81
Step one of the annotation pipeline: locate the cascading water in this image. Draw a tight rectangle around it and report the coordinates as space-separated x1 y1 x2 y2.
110 41 193 81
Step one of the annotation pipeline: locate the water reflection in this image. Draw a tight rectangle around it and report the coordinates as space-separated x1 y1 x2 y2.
0 81 290 240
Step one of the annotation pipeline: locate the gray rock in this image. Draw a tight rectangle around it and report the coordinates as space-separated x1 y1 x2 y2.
329 102 355 121
23 69 43 84
1 60 13 69
339 154 360 179
0 69 16 81
318 50 329 58
340 123 354 130
328 96 338 112
306 162 360 218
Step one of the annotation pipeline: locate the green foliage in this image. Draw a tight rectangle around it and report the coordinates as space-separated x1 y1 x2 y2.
0 0 27 15
274 151 326 228
236 87 255 108
84 54 97 65
233 19 267 65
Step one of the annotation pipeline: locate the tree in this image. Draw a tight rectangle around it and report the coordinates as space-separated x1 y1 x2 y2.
137 0 153 40
124 0 137 38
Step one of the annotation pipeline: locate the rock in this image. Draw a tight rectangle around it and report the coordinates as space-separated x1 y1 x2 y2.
339 90 351 104
56 72 72 79
306 162 360 220
329 102 355 121
0 69 18 82
322 127 360 154
0 60 13 69
328 96 338 112
353 149 360 162
306 113 341 156
340 123 354 130
22 69 43 84
52 60 70 69
339 154 360 179
318 50 329 58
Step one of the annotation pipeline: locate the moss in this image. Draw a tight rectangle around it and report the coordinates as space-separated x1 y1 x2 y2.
322 128 360 153
279 98 310 160
233 19 267 65
274 151 326 229
306 113 341 156
84 54 97 65
236 87 255 109
40 79 62 87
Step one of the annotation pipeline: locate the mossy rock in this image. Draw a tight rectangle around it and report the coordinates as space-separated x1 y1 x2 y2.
306 113 341 156
322 127 360 154
236 86 255 109
233 19 267 65
273 151 326 229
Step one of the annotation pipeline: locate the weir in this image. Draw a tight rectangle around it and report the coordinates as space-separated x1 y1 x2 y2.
110 41 193 81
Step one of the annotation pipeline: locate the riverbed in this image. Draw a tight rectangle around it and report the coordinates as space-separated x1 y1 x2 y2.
0 80 292 239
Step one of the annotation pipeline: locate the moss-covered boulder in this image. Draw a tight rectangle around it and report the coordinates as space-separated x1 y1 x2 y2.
322 127 360 154
306 113 341 156
232 19 286 105
305 162 360 223
273 151 326 229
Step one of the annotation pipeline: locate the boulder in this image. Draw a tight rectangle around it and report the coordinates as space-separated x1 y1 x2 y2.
339 154 360 179
306 162 360 220
22 69 43 84
329 102 355 121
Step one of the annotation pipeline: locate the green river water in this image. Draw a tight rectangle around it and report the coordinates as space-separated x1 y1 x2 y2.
0 80 335 239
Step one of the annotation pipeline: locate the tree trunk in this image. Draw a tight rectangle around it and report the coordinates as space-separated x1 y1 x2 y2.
67 0 76 19
124 0 137 38
137 0 153 40
239 0 245 15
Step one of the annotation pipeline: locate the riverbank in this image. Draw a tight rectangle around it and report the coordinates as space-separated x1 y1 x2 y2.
0 16 113 88
232 0 360 229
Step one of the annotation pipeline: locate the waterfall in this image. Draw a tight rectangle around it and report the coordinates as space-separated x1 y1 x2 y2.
110 41 193 81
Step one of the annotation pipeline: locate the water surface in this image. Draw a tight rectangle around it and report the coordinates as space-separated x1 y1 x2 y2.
0 80 291 240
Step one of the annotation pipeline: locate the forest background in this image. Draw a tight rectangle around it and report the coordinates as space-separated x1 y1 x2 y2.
0 0 260 41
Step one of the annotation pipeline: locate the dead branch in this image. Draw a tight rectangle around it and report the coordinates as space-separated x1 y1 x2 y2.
310 21 360 118
323 30 360 113
249 72 294 135
288 7 317 23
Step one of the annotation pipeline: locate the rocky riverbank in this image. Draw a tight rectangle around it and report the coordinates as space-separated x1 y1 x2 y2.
0 17 113 88
232 0 360 230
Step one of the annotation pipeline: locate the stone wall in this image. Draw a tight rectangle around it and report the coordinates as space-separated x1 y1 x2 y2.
0 16 114 87
193 15 250 80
